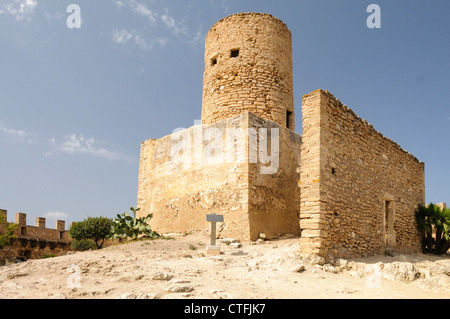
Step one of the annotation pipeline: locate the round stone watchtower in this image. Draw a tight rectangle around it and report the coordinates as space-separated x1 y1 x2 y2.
201 13 295 130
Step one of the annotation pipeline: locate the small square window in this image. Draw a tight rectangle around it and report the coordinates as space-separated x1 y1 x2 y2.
230 49 240 58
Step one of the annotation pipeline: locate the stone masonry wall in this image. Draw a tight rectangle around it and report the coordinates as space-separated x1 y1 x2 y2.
202 13 295 130
0 211 72 262
137 112 302 241
300 90 425 260
137 113 251 239
247 113 302 240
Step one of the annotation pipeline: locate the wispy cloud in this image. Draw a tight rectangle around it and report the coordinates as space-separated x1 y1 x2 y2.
45 133 135 163
161 13 187 36
0 124 37 143
111 28 167 50
1 0 38 22
133 33 151 50
112 29 134 44
44 11 64 21
188 24 206 47
1 122 134 164
114 1 125 9
111 1 204 50
127 0 157 25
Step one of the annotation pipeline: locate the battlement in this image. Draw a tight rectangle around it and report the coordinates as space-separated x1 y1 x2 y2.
0 209 72 263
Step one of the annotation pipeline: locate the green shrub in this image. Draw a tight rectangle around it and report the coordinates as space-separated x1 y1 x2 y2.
415 203 450 255
69 216 112 249
109 207 159 241
0 210 17 250
71 239 97 251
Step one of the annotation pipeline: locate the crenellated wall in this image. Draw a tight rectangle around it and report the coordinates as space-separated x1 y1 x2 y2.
0 210 72 263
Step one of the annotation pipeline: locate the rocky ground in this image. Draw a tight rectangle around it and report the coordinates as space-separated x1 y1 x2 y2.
1 231 449 299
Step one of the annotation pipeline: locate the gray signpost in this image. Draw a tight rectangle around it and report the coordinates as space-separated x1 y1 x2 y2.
206 213 224 255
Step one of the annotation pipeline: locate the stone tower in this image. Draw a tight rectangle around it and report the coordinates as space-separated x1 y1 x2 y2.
201 13 295 130
138 12 425 261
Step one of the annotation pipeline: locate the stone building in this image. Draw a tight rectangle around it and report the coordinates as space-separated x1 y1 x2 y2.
137 13 425 260
0 209 72 263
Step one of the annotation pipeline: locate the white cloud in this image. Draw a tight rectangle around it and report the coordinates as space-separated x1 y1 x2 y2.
111 29 167 50
111 1 206 51
133 33 151 50
154 36 168 48
44 11 64 21
189 25 205 47
127 0 157 25
161 14 186 36
115 1 124 9
0 124 36 143
45 134 135 163
112 29 134 44
2 0 38 22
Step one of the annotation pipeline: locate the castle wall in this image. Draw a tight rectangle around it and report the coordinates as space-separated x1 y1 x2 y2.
300 90 425 260
137 112 302 241
0 211 72 263
202 13 295 130
138 114 251 239
247 114 301 240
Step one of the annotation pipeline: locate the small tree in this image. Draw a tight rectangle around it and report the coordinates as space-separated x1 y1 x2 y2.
415 203 450 255
69 216 112 250
0 210 17 250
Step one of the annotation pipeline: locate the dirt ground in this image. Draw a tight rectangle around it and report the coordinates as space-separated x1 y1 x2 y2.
1 231 449 299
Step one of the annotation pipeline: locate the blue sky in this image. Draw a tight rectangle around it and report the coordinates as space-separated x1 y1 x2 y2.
0 0 449 228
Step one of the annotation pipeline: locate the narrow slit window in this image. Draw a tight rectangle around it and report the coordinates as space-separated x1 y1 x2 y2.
286 110 293 129
230 49 240 58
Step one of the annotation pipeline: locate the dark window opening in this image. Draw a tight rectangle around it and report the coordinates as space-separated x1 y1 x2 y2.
21 226 27 236
331 168 336 175
286 110 293 129
230 49 240 58
211 56 217 66
59 231 65 240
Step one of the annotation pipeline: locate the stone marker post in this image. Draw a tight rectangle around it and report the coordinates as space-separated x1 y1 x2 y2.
206 213 224 255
